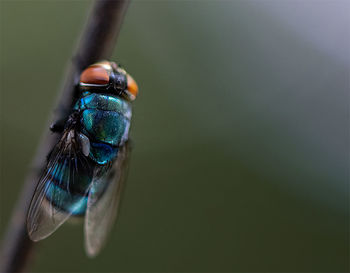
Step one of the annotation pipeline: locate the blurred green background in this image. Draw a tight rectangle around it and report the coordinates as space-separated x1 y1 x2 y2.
0 1 349 272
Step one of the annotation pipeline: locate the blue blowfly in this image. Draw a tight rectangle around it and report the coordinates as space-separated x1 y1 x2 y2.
26 61 139 257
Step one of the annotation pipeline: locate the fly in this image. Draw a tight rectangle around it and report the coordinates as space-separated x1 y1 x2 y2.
26 61 139 257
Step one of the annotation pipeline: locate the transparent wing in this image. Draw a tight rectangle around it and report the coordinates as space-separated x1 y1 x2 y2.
27 130 94 241
84 142 131 257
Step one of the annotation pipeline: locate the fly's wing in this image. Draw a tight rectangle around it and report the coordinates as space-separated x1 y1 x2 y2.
27 130 94 241
84 142 131 257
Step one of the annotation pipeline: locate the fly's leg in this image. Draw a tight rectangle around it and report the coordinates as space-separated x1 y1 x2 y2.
50 118 66 133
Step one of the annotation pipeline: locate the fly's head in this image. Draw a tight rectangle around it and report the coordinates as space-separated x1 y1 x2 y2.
79 61 138 101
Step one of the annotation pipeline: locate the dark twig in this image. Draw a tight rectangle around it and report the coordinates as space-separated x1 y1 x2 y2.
0 1 129 272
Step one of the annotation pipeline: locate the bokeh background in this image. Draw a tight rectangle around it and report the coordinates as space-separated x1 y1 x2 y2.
0 0 349 272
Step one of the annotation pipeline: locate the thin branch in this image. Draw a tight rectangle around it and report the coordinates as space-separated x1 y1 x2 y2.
0 1 129 272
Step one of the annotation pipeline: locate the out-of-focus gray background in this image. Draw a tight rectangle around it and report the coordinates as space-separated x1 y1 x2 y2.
0 1 349 272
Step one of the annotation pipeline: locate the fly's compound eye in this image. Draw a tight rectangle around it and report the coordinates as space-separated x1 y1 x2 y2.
79 64 111 88
126 74 138 101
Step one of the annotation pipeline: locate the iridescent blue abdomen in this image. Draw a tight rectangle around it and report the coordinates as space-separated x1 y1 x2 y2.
45 155 93 216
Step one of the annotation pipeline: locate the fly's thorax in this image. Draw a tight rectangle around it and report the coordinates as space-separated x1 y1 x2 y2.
74 93 132 119
74 93 131 165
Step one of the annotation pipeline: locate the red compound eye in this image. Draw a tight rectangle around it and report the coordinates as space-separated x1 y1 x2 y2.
127 74 139 98
80 65 110 85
